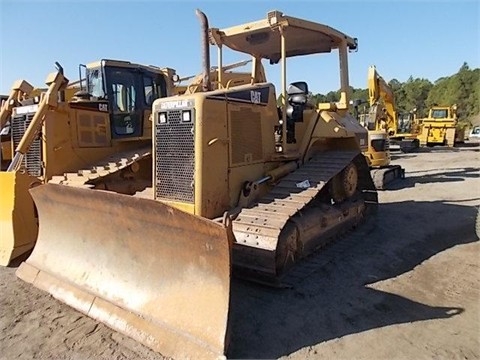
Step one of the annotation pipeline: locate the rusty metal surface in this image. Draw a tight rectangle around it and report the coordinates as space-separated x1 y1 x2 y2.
232 150 372 278
16 183 231 360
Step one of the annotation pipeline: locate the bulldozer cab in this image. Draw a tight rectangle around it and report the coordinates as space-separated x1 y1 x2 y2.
427 105 457 122
80 59 176 140
208 10 366 155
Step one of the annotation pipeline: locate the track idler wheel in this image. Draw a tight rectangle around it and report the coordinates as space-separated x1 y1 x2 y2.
329 163 358 203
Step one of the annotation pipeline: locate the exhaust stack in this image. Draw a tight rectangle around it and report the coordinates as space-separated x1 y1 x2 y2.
196 9 212 92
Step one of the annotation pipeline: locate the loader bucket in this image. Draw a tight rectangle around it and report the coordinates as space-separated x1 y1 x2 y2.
17 183 231 360
0 171 39 266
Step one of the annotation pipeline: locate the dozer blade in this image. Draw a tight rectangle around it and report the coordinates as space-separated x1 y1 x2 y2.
0 171 38 266
17 183 231 360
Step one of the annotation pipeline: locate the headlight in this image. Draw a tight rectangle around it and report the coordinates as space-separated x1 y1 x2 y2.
182 110 191 122
158 112 167 124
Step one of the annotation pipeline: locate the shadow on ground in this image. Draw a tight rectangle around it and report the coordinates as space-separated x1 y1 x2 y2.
227 200 478 359
386 167 479 190
390 143 479 158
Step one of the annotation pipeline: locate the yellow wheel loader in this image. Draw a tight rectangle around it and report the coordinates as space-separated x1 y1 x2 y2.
17 10 378 359
0 60 179 266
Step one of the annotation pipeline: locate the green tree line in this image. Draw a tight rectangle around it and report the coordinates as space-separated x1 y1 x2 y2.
309 62 479 123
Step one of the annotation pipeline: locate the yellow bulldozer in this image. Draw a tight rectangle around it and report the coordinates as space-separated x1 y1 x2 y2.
0 60 180 265
17 9 377 359
0 78 92 170
0 56 264 266
416 104 459 147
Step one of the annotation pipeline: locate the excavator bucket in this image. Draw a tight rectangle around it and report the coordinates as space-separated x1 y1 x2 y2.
17 183 231 360
0 171 38 266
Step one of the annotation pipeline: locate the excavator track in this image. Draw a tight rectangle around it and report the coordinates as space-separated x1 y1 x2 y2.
49 145 152 189
232 150 378 285
370 165 405 190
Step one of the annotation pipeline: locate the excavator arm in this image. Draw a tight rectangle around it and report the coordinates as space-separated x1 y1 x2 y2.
367 65 397 136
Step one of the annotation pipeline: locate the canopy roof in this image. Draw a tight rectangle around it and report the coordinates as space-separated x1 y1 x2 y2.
209 10 357 63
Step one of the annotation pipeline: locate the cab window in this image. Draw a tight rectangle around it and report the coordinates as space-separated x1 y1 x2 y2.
432 109 448 118
144 74 166 106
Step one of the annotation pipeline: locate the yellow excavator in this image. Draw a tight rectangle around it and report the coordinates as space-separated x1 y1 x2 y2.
366 65 419 153
360 67 420 153
0 60 179 265
416 104 458 147
352 66 405 189
17 9 377 359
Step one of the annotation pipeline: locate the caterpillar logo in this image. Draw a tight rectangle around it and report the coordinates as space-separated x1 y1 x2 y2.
206 86 270 106
250 90 261 104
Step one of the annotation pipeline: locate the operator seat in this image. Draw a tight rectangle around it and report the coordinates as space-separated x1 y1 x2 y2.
285 81 309 143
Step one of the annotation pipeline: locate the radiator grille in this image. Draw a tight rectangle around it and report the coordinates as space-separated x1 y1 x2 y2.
11 113 42 177
155 109 195 203
230 108 263 165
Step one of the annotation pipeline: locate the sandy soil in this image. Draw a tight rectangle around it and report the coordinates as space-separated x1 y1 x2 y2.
1 146 479 360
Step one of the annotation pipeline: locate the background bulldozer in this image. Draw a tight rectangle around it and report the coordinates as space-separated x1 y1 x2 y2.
17 9 377 360
0 78 88 170
416 104 459 147
1 86 36 170
0 60 179 265
0 56 265 266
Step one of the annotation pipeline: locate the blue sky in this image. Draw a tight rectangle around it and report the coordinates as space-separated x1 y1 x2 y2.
1 1 479 95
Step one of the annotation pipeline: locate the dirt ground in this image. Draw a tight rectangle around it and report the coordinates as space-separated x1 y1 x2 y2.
1 145 479 360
